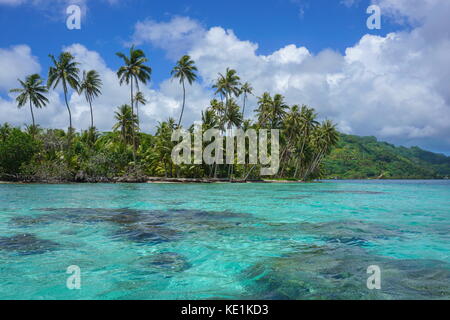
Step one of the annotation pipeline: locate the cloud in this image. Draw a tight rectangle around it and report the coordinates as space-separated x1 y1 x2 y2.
0 45 41 92
131 16 206 60
1 0 450 153
131 6 450 152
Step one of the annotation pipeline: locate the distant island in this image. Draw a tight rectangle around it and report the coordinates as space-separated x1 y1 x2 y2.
323 134 450 180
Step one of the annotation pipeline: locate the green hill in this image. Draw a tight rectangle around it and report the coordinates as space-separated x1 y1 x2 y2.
323 134 450 179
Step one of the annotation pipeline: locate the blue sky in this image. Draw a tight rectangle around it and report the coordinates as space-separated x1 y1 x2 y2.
0 0 399 85
0 0 449 154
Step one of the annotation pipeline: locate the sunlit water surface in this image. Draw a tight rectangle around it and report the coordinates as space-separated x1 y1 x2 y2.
0 180 449 299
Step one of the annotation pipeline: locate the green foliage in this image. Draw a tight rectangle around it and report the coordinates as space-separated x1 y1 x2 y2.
323 134 450 179
0 127 39 178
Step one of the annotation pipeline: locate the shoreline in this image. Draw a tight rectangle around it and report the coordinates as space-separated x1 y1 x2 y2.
1 177 447 185
0 177 307 184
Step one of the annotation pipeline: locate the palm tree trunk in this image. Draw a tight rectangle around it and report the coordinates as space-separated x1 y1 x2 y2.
63 82 72 130
178 79 186 128
242 94 246 118
89 99 94 129
130 80 136 163
29 100 35 128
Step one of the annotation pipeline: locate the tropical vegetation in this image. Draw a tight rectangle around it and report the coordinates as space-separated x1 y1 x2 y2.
3 46 445 183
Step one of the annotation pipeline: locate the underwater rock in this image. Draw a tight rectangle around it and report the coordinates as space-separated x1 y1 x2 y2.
0 233 59 255
296 220 400 245
9 216 50 228
143 252 191 273
318 190 385 195
243 244 450 300
113 223 181 244
12 207 253 245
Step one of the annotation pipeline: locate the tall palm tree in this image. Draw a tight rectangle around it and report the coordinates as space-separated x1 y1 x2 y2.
240 82 253 118
213 68 241 135
48 52 80 131
116 45 152 158
79 70 102 129
116 45 152 116
171 55 197 127
134 91 147 128
10 74 49 129
112 104 138 145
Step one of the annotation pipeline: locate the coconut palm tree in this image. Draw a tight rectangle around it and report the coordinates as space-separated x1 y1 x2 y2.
255 92 273 127
219 68 241 101
303 120 339 180
79 70 102 129
47 52 80 131
116 45 152 158
112 104 138 145
116 46 152 115
224 98 243 130
240 82 253 118
10 74 49 130
269 94 288 129
171 55 197 127
134 91 147 128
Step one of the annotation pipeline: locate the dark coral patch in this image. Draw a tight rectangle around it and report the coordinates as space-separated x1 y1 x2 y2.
0 233 58 255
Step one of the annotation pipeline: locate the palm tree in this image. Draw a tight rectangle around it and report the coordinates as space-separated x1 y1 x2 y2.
219 68 241 100
255 92 273 127
213 69 241 135
293 105 319 179
171 55 197 127
116 45 151 157
134 91 147 128
116 46 152 116
10 74 49 130
79 70 102 129
48 52 80 131
201 108 218 131
269 94 288 128
224 98 243 130
112 104 138 145
303 120 339 180
240 82 253 118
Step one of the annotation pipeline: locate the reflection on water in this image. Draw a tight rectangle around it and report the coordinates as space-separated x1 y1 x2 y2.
0 180 449 299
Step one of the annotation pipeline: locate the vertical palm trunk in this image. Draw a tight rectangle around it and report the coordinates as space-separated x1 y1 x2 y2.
130 80 137 163
88 99 94 129
178 79 186 128
242 94 247 118
29 100 35 129
136 103 140 128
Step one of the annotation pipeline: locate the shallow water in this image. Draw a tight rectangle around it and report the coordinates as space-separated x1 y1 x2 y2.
0 180 449 299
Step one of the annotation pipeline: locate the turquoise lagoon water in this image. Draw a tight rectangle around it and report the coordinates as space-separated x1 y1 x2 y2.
0 180 449 299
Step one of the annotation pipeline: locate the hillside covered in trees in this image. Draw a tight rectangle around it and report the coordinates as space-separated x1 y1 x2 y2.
323 134 450 179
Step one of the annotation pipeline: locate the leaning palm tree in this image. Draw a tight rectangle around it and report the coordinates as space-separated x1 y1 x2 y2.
10 74 49 130
47 52 80 131
171 55 197 127
134 91 147 128
240 82 253 118
116 45 152 157
79 70 102 129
